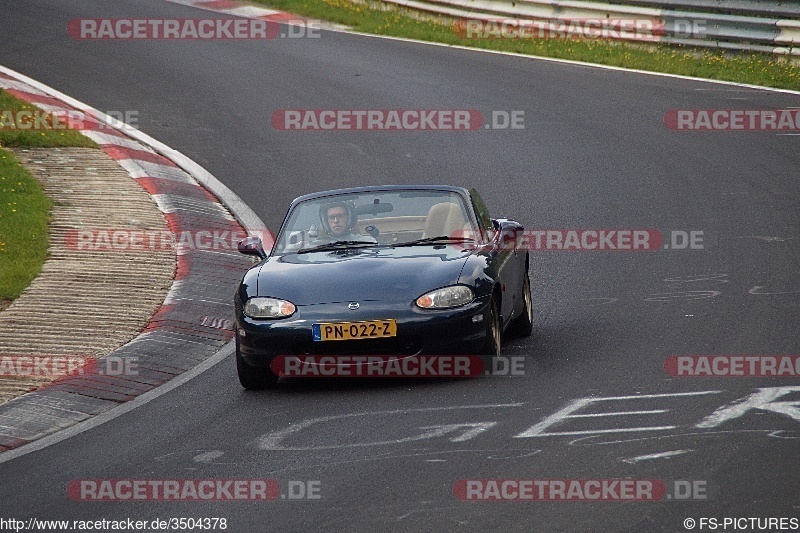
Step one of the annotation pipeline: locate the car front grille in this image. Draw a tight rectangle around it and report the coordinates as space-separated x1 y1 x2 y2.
296 338 422 356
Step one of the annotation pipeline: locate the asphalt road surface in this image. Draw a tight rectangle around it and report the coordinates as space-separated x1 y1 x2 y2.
1 0 799 530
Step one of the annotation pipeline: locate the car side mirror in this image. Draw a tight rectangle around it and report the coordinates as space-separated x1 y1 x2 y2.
491 219 523 253
238 236 267 259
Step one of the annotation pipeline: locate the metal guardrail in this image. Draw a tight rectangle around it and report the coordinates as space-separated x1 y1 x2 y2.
601 0 800 19
373 0 800 54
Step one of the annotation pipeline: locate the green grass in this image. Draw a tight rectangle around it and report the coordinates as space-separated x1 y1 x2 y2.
0 90 97 306
0 89 97 148
255 0 800 91
0 149 52 302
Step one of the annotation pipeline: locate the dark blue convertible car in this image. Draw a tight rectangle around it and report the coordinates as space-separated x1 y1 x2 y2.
234 185 531 389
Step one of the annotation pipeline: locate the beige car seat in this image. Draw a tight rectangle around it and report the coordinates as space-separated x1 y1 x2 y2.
422 202 468 238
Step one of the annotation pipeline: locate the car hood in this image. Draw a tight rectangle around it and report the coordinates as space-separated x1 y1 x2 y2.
255 246 471 305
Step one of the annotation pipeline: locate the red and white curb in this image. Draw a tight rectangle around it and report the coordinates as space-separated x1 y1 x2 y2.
0 66 267 453
164 0 347 30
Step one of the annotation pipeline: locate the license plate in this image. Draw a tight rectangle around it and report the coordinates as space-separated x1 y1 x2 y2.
312 320 397 341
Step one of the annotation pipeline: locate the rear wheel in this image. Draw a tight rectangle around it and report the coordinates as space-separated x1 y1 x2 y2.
509 272 533 337
236 337 279 390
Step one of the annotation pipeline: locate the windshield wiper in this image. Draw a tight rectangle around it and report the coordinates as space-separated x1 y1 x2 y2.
393 235 476 247
297 240 380 254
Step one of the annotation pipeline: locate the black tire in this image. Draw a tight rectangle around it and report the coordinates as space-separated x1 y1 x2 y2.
480 296 502 363
509 272 533 337
236 338 279 390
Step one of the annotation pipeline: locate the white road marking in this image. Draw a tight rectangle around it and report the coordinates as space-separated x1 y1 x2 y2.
740 236 793 242
621 449 692 464
569 429 799 446
569 410 668 418
435 422 497 442
258 404 521 450
696 386 800 428
643 290 722 302
749 285 800 295
192 450 225 463
692 89 766 92
514 391 722 438
663 274 729 284
579 297 618 306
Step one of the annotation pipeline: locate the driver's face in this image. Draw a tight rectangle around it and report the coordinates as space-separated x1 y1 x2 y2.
326 207 348 236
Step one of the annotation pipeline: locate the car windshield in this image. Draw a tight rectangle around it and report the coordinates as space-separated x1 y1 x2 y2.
273 189 476 255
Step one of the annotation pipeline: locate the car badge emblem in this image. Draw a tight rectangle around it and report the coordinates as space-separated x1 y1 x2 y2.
348 302 360 310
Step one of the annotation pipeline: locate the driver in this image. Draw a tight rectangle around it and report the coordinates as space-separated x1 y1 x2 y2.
317 201 375 241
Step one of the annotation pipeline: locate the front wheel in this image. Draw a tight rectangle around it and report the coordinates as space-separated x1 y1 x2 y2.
480 296 502 363
236 338 279 390
509 273 533 337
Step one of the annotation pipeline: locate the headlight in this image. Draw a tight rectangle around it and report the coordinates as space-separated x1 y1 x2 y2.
244 297 296 319
416 285 474 309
